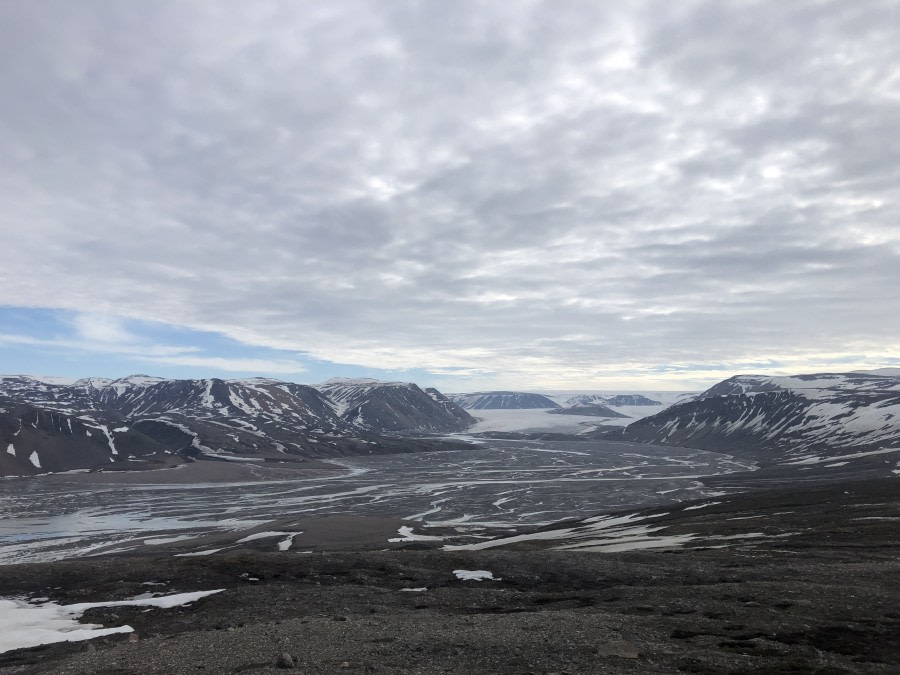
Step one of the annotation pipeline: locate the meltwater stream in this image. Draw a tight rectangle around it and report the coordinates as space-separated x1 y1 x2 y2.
0 438 755 563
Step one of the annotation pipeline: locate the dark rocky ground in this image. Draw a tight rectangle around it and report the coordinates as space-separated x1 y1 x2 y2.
1 476 898 674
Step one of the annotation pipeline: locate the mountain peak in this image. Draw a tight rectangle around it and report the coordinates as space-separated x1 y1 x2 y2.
450 391 560 410
109 374 167 386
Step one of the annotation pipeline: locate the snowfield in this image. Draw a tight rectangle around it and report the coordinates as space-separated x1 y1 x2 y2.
0 590 225 654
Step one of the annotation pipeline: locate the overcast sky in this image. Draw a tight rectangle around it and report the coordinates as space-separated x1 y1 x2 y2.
1 1 899 390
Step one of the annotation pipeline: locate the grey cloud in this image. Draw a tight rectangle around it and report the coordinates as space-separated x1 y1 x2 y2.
1 0 898 387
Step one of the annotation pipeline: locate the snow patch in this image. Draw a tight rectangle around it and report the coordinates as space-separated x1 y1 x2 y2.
683 501 722 511
277 534 297 551
784 447 900 465
557 531 697 552
174 549 223 557
444 512 667 552
96 425 117 455
554 525 696 552
453 570 500 582
143 535 196 545
388 526 443 543
201 380 216 409
0 590 224 654
235 531 299 544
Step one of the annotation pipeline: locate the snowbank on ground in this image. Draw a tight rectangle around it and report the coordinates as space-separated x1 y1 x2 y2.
0 590 225 654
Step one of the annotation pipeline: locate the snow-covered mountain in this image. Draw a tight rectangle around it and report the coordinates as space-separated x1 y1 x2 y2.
0 375 473 476
96 376 343 428
617 372 900 466
316 378 475 432
449 391 560 410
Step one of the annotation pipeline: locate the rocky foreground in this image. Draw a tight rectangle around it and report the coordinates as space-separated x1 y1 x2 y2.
0 476 898 674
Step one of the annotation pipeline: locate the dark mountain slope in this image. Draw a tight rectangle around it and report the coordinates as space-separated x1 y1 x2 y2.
316 379 475 433
613 372 900 466
549 403 630 418
0 375 473 475
565 393 661 406
450 391 560 410
0 401 114 474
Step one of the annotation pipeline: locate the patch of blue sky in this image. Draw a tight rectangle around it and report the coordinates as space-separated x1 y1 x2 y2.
0 306 439 385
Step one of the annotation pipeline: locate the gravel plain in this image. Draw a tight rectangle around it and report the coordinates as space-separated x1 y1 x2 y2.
0 476 897 674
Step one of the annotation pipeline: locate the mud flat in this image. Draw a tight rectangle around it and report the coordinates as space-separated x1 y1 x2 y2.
1 476 898 674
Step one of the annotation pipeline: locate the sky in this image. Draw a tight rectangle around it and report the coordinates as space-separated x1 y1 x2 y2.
1 1 899 392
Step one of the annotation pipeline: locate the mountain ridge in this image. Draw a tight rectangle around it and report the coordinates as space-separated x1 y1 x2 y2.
0 374 474 476
612 372 900 467
449 391 561 410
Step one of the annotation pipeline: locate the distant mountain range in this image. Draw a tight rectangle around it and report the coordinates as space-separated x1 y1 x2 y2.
450 390 662 411
0 375 474 476
5 371 899 477
452 374 900 471
563 393 661 407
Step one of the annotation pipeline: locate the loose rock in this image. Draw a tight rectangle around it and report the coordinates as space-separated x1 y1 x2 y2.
276 652 295 669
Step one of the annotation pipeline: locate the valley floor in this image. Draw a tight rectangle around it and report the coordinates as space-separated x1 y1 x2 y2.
27 456 347 486
1 476 898 674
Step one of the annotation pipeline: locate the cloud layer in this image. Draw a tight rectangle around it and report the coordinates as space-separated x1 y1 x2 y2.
1 1 899 387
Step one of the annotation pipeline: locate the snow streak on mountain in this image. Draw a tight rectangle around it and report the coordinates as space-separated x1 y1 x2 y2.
449 391 561 410
617 372 900 465
316 379 474 432
0 375 473 475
